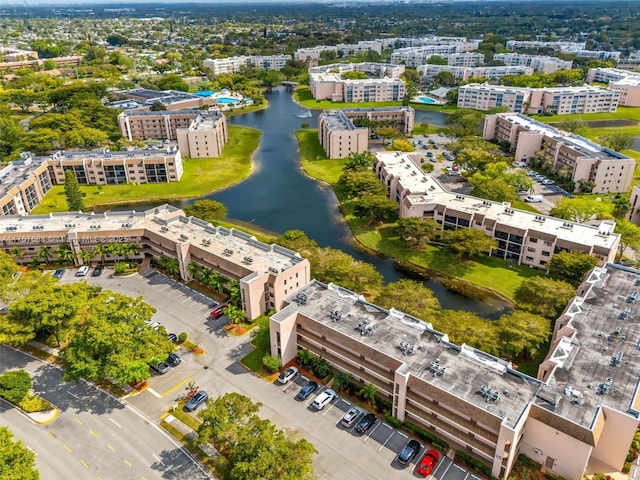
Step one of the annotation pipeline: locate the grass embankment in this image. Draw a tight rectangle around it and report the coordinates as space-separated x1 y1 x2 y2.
538 106 640 123
31 125 261 213
296 129 540 301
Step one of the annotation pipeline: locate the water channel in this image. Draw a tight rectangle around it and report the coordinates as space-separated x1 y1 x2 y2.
111 87 510 317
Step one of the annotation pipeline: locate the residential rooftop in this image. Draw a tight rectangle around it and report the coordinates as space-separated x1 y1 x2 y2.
274 280 541 429
319 110 361 131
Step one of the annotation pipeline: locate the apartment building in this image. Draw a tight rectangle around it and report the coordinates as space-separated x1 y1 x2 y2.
390 50 484 68
309 62 405 79
418 64 533 82
203 54 291 75
0 48 38 61
317 110 369 159
0 149 184 216
176 111 228 159
628 186 640 226
572 50 621 61
506 40 586 51
586 68 640 107
484 113 634 193
458 84 620 114
317 107 414 158
493 53 573 74
112 89 218 111
378 36 480 50
0 205 310 320
0 55 82 72
271 263 640 480
374 151 619 265
118 110 200 141
294 46 338 66
617 53 640 70
336 40 383 57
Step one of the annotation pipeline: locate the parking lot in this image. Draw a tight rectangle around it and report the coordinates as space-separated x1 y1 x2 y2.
57 267 480 480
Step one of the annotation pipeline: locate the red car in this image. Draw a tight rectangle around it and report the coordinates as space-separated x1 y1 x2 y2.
416 449 440 477
210 305 225 319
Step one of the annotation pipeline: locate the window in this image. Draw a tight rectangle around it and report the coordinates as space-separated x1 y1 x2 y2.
529 237 538 243
527 247 535 253
541 251 550 257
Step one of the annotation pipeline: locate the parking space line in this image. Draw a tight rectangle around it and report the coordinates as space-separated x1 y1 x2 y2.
160 377 192 397
462 473 470 480
454 464 465 472
147 388 162 399
438 458 454 479
306 387 324 407
378 430 396 451
363 421 381 442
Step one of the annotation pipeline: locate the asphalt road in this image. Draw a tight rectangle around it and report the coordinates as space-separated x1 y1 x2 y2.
59 269 479 480
0 345 210 480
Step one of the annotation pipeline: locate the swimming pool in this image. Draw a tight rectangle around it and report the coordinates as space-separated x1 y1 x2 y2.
416 96 436 104
216 97 239 104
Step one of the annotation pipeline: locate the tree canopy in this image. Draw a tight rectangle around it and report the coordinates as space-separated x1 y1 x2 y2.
64 169 85 212
514 277 576 319
547 251 599 287
373 279 441 320
183 200 228 223
550 197 608 223
444 228 497 260
0 426 40 480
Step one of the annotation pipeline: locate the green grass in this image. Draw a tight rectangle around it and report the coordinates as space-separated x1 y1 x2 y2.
172 403 203 430
295 129 348 184
537 106 640 123
31 125 260 213
240 341 269 373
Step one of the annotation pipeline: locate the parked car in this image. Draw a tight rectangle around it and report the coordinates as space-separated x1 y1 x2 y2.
211 305 225 319
277 366 298 385
355 413 377 434
149 361 170 375
52 268 65 279
311 389 336 410
92 265 103 277
166 352 181 367
417 449 440 477
296 381 318 400
168 333 178 343
525 194 543 203
184 391 208 412
76 266 89 277
542 179 555 185
396 439 421 466
341 406 363 428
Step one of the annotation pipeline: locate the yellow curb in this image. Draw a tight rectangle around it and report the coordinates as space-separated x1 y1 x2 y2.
192 348 206 356
160 411 170 420
35 408 59 425
239 358 278 383
160 377 192 398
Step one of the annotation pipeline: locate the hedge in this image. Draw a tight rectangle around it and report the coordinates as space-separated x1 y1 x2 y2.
456 450 493 477
405 422 449 450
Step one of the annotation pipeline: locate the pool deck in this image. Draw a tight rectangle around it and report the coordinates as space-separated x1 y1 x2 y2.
410 95 447 106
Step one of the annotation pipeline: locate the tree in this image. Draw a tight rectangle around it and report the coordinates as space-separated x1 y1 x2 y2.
224 304 246 324
227 280 242 307
156 74 189 92
616 219 640 257
495 311 551 359
62 293 168 384
444 228 497 260
547 251 599 287
450 136 503 175
183 200 228 223
351 195 398 225
0 426 40 480
391 139 415 152
374 279 441 320
421 163 435 173
275 230 318 255
308 247 383 294
358 383 378 407
10 247 24 266
374 127 402 143
150 101 165 111
445 109 483 136
434 71 456 86
514 277 576 319
343 151 376 171
56 243 76 265
332 372 354 393
0 370 31 404
550 197 607 223
64 169 85 211
187 261 201 280
613 196 630 219
598 133 634 152
198 392 262 450
262 354 281 373
79 249 93 265
36 245 52 264
395 217 439 248
427 55 448 65
435 310 500 356
338 171 386 198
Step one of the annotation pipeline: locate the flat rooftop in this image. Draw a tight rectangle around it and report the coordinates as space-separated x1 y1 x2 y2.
120 109 201 118
275 281 541 428
39 149 177 162
536 265 640 428
319 110 359 131
187 111 225 131
0 205 304 276
376 152 445 195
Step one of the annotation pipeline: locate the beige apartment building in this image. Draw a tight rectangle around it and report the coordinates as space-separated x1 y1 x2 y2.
270 263 640 480
418 64 533 82
628 186 640 226
0 55 82 72
118 110 200 141
374 151 619 266
203 55 291 75
493 53 573 74
176 111 228 158
483 113 634 193
317 107 415 158
0 205 310 320
586 68 640 107
0 150 183 216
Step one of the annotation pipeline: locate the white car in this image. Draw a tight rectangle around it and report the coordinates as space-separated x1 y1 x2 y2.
312 389 336 410
277 366 298 385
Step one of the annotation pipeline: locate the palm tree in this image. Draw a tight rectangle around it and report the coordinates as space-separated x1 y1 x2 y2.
10 247 24 266
358 383 378 408
106 242 124 258
208 273 226 294
224 304 245 324
187 261 201 280
36 245 52 264
226 280 242 307
79 249 93 265
93 243 106 264
56 243 76 265
122 242 139 261
297 348 314 369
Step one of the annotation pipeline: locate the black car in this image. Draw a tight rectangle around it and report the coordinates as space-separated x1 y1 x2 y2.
396 439 421 466
166 352 181 367
355 413 377 434
296 381 318 401
168 333 178 343
92 266 103 277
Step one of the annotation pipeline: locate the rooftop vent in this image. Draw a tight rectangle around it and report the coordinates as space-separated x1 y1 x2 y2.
268 266 279 274
243 256 253 264
504 208 514 214
562 222 573 228
627 291 639 303
160 225 169 232
356 320 373 336
32 225 44 230
455 195 465 200
598 377 613 395
179 234 189 241
202 238 211 246
329 309 342 322
427 360 446 377
295 293 308 305
223 248 234 256
480 384 500 403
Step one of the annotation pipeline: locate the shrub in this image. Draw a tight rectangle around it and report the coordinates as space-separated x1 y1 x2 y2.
405 422 449 450
332 372 355 393
312 356 332 379
262 354 281 373
178 332 188 343
0 370 31 404
114 262 128 275
384 412 403 429
456 450 492 476
19 394 53 413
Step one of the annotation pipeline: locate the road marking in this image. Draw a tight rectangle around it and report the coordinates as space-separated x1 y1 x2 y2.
90 430 98 437
63 445 72 453
81 460 89 468
439 459 454 479
147 388 162 399
107 445 115 452
363 421 381 442
321 399 339 416
378 430 396 451
161 377 192 397
109 418 122 428
153 454 165 466
124 459 133 467
68 391 79 399
454 464 465 472
47 432 55 439
74 418 82 425
462 473 470 480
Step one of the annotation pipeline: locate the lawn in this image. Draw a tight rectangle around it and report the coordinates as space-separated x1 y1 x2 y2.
295 129 348 184
31 125 260 213
537 106 640 123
